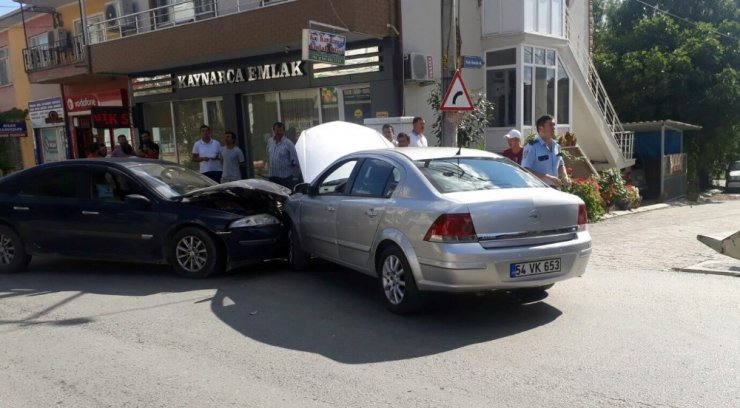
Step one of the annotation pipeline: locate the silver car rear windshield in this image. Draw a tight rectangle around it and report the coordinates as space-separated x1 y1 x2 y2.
415 157 546 193
126 163 216 198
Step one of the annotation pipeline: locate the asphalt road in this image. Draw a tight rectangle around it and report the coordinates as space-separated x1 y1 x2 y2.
1 200 739 407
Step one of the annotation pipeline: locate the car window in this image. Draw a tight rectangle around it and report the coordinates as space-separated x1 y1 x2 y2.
729 161 740 171
415 157 546 193
318 160 359 195
88 170 137 202
126 162 215 198
19 170 79 198
350 159 396 198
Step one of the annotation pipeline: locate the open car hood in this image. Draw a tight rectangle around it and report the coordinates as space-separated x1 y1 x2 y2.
183 179 291 200
296 121 394 183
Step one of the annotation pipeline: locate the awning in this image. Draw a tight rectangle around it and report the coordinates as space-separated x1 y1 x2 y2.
622 120 702 132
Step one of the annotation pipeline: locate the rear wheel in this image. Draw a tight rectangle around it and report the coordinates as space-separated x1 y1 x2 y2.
288 225 310 271
170 227 223 278
0 225 31 274
377 246 426 314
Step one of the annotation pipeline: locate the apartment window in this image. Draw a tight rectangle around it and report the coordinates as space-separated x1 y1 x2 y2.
0 48 9 85
524 0 564 36
523 46 570 127
486 48 517 127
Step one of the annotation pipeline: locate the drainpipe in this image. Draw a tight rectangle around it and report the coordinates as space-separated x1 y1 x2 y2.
660 122 665 199
391 0 404 116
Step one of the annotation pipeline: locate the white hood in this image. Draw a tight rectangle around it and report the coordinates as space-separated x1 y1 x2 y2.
295 121 394 183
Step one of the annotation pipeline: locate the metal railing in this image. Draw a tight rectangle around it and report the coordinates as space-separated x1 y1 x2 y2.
88 0 291 42
565 10 634 160
23 34 86 72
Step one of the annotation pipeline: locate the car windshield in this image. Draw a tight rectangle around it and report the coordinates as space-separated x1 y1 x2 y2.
415 157 546 193
729 161 740 171
126 162 216 199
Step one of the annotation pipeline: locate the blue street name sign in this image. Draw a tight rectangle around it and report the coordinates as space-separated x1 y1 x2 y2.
462 55 484 69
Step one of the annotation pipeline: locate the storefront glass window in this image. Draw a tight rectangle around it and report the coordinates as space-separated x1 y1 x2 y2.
205 99 225 140
142 101 176 163
320 87 340 122
342 86 371 125
246 93 279 179
279 89 320 144
173 99 205 171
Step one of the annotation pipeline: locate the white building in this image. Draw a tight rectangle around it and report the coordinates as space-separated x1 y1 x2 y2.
401 0 634 169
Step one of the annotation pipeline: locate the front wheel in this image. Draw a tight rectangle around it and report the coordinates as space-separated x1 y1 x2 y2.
0 225 31 274
377 246 426 314
170 227 223 278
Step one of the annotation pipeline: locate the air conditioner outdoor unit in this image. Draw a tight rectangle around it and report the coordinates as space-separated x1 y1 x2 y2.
404 53 433 81
104 0 136 29
46 28 70 47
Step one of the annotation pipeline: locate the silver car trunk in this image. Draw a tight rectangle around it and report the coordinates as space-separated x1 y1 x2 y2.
446 188 581 248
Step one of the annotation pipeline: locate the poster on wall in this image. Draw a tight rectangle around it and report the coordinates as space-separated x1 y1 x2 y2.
0 121 27 138
302 28 346 65
40 128 65 162
29 97 66 129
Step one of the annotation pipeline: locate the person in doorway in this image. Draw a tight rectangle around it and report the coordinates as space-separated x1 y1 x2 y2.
501 129 524 165
136 130 160 159
409 116 428 147
267 121 300 189
94 143 109 158
110 135 133 157
220 131 246 183
397 132 410 147
522 115 570 187
382 124 398 146
87 143 99 158
192 124 223 182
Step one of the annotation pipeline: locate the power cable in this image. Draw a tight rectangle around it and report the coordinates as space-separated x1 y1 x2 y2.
630 0 738 41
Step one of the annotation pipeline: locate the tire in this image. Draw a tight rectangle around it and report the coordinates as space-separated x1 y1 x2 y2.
288 225 310 271
0 225 31 274
377 246 426 314
170 227 223 278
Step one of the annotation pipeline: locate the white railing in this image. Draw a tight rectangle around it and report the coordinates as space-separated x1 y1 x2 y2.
87 0 291 42
565 9 634 160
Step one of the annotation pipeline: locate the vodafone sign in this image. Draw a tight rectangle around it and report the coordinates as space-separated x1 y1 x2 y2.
66 95 99 113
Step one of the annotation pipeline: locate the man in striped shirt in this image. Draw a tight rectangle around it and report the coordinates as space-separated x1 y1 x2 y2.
267 121 300 189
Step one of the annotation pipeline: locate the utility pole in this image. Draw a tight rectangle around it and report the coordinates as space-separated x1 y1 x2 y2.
440 0 461 147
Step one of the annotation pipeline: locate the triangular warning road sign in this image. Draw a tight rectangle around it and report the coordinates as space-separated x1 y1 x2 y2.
440 70 474 111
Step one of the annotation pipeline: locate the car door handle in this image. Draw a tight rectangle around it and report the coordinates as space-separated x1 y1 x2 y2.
13 206 30 211
365 208 379 218
81 210 99 215
325 205 336 212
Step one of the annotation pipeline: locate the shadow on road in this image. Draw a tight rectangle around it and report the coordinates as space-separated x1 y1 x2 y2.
1 257 562 364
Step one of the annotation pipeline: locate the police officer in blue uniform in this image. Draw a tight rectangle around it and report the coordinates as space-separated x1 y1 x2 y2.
522 115 571 187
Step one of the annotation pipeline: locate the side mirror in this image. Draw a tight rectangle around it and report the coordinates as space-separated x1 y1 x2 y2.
293 182 312 195
124 194 151 210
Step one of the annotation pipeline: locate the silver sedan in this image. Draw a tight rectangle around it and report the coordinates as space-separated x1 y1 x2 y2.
285 147 591 314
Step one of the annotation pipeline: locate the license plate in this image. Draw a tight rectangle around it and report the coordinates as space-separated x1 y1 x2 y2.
510 258 561 278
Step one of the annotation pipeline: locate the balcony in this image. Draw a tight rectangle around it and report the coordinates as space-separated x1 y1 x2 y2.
23 33 91 83
88 0 394 75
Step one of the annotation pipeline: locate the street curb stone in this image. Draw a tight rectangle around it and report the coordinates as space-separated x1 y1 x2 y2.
672 260 740 278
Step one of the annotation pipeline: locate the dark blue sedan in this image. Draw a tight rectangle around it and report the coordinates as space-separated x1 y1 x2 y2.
0 158 290 277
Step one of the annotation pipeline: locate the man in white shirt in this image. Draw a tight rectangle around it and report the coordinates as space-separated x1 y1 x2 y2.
191 124 223 182
409 116 428 147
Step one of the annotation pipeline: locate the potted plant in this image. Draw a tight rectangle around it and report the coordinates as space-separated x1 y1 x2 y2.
563 177 605 222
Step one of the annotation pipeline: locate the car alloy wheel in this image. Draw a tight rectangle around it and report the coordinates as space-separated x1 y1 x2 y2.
0 225 31 274
175 235 208 273
382 254 406 305
0 232 16 266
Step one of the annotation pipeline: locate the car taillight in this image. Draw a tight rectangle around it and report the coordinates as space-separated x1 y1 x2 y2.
424 213 477 243
577 203 588 230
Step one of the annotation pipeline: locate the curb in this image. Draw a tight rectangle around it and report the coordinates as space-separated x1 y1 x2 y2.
601 203 671 220
672 265 740 278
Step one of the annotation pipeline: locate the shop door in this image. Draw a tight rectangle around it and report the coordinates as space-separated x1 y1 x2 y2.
39 128 67 162
340 86 371 125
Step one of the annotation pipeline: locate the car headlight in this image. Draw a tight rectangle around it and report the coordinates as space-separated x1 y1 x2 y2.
229 214 280 229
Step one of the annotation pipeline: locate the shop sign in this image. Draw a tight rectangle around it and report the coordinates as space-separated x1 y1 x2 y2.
0 121 27 138
91 107 132 128
29 97 66 128
177 61 305 89
302 29 346 65
66 95 99 113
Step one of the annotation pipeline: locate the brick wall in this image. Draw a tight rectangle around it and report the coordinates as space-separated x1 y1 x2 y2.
91 0 396 75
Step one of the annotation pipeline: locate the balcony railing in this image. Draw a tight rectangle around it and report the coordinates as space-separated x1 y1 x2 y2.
88 0 292 43
23 34 86 72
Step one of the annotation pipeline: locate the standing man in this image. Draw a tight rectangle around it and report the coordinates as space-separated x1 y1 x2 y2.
409 116 428 147
110 135 133 157
136 130 160 159
382 124 398 146
397 132 410 147
501 129 523 165
192 124 223 182
522 115 570 187
220 131 246 183
267 121 300 189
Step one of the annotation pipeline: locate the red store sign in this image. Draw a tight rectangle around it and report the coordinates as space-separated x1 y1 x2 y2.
66 95 99 113
91 107 132 128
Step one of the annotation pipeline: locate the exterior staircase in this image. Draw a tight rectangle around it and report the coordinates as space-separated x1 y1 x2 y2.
563 10 635 169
